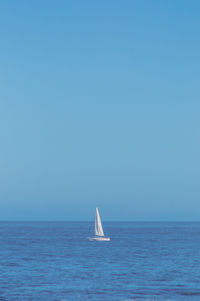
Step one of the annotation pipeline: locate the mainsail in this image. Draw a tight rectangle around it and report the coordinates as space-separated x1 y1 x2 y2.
95 207 104 236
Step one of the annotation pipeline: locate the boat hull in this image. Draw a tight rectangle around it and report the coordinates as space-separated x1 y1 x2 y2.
87 236 110 241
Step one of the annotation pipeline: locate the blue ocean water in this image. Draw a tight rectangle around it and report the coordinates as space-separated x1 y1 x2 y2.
0 222 200 301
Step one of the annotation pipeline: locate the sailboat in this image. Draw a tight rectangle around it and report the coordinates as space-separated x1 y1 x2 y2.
87 207 110 241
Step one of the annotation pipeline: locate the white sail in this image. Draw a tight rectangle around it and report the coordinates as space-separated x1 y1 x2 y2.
94 207 104 236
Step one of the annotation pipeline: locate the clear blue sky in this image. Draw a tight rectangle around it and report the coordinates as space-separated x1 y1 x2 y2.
0 0 200 221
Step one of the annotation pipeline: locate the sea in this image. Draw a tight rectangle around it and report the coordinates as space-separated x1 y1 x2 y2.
0 222 200 301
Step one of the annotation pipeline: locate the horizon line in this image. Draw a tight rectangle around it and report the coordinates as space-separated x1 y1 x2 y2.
0 220 199 223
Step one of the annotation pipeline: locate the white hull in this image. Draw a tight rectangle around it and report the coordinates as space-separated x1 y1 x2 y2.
87 236 110 241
